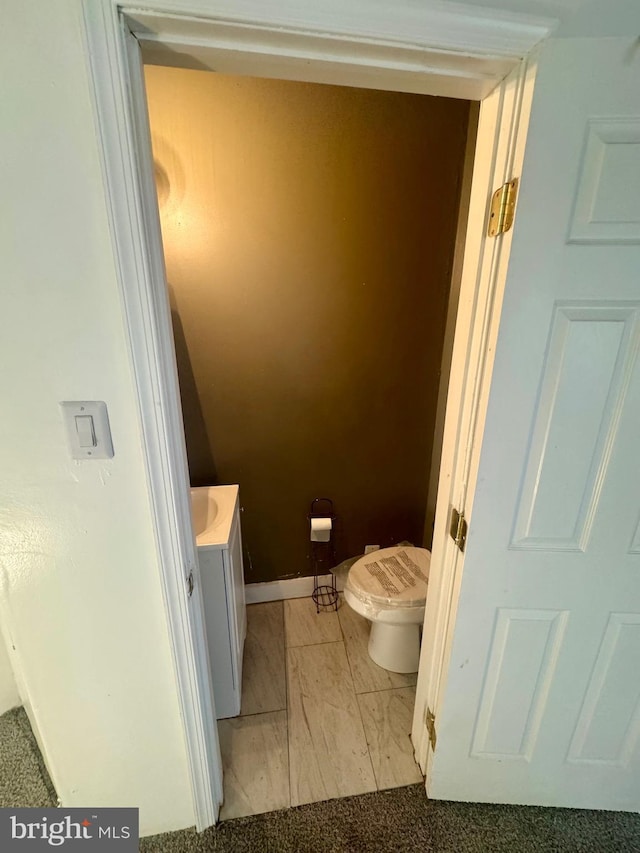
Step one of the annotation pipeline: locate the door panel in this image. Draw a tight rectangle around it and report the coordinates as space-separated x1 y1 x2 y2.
470 609 568 761
512 303 638 551
568 613 640 766
430 37 640 811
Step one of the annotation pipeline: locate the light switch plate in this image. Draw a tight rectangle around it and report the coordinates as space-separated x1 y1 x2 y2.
60 401 114 460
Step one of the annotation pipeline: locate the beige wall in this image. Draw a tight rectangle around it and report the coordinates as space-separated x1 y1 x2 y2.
0 0 193 835
145 67 471 583
0 630 20 715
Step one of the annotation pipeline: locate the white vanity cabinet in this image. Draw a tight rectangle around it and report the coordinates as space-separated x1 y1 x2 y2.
193 485 246 719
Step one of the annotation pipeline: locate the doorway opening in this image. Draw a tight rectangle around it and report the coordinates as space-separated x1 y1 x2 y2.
82 2 539 829
142 64 476 817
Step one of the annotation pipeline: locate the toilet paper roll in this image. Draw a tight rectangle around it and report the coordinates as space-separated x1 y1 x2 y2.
310 517 332 542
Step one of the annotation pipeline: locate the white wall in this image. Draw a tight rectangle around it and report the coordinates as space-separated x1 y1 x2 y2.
0 632 20 715
0 0 193 836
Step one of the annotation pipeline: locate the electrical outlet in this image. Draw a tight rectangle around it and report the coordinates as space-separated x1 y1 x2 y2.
364 545 380 555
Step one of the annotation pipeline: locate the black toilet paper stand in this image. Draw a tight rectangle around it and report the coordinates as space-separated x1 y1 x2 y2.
308 497 339 613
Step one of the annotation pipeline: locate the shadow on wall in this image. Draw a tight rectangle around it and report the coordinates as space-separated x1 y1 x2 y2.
168 284 217 486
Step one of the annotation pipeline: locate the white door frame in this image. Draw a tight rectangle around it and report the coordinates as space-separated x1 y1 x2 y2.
411 55 538 775
80 0 553 831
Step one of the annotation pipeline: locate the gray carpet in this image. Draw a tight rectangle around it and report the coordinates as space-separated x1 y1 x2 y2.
2 709 637 852
0 706 57 808
141 784 640 852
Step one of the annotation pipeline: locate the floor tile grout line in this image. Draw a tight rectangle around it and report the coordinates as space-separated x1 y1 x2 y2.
233 706 288 721
355 692 383 793
285 638 344 650
355 684 417 697
227 599 291 818
284 596 342 649
283 600 293 811
337 599 382 698
286 632 377 807
338 595 371 697
338 598 387 695
348 655 380 794
339 599 418 695
340 609 363 704
284 707 292 810
322 596 380 795
338 595 411 792
337 594 348 643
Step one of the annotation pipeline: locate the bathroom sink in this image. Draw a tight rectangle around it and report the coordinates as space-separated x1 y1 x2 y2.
190 485 237 548
191 488 219 536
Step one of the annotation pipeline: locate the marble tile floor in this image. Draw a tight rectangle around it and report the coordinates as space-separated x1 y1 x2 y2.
218 596 423 820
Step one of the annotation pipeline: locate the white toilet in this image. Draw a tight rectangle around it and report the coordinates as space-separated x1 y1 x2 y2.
344 545 430 673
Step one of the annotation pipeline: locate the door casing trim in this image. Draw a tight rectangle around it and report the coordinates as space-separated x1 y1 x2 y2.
80 0 551 831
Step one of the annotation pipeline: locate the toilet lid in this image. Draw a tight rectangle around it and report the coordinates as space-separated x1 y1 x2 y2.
346 546 430 608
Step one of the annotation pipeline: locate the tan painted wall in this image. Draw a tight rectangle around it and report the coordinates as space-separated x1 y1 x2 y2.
145 67 471 582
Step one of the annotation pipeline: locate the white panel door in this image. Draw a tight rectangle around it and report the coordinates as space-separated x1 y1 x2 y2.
430 37 640 811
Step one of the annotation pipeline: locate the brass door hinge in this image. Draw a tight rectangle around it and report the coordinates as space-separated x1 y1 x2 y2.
449 507 467 553
488 178 519 237
426 707 437 751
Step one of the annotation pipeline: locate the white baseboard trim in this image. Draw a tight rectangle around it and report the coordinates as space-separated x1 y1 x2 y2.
245 573 345 604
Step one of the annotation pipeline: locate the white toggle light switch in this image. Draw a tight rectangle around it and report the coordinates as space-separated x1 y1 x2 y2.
61 401 114 459
75 415 96 448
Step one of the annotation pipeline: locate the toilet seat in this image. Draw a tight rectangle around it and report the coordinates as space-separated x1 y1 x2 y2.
344 546 430 672
345 546 430 611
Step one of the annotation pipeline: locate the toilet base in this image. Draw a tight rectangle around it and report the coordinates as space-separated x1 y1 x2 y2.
368 620 420 673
